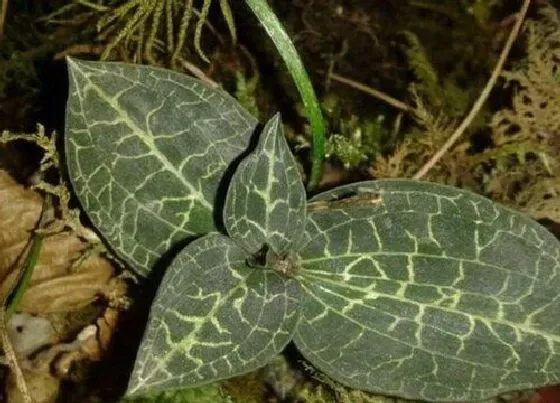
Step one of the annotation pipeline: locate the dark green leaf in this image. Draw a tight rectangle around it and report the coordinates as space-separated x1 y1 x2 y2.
224 114 306 254
64 58 257 275
127 233 301 396
295 179 560 401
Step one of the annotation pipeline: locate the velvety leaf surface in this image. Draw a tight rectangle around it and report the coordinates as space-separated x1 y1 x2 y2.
224 114 306 255
65 58 257 275
295 179 560 402
127 233 301 396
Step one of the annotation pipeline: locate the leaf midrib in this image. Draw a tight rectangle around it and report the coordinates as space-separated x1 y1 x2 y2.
296 286 522 375
134 258 283 392
71 62 214 210
297 273 560 344
301 251 542 282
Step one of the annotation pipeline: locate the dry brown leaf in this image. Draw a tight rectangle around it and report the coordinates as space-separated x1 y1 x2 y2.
0 169 122 314
6 368 60 403
53 306 121 380
19 252 114 313
0 167 129 402
0 170 43 279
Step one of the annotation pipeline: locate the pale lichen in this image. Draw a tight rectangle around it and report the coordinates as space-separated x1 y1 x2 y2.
47 0 236 63
482 5 560 222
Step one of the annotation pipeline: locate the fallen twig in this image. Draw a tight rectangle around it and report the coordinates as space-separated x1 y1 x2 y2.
413 0 532 179
0 0 8 41
320 70 412 113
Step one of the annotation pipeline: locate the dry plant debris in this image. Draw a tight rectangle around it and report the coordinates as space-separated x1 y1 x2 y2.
0 128 129 402
483 6 560 222
370 3 560 228
45 0 236 64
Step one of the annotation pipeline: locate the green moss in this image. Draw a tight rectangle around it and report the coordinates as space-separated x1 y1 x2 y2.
401 31 470 119
322 95 388 169
220 370 267 403
235 71 260 120
122 383 232 403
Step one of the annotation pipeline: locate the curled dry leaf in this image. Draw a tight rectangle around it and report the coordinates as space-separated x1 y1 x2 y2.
18 233 114 313
0 170 43 279
6 306 122 402
1 168 129 401
0 169 124 314
53 306 120 379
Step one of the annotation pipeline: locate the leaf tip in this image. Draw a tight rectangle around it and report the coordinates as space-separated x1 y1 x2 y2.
65 56 81 71
65 57 85 84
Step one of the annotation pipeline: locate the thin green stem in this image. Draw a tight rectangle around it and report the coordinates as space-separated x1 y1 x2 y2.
6 234 43 319
245 0 326 190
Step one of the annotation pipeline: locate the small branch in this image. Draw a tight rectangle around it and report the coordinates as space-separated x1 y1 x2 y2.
0 309 31 402
413 0 531 180
321 71 412 113
0 0 8 41
177 56 219 88
76 0 109 11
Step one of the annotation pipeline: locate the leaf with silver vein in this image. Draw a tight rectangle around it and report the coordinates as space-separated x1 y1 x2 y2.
224 113 306 255
294 179 560 401
65 58 257 275
127 232 301 396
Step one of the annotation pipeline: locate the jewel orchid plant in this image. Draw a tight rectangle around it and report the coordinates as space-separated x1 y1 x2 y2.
64 58 560 402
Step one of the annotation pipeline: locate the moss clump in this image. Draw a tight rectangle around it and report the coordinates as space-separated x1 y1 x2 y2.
476 5 560 221
122 382 232 403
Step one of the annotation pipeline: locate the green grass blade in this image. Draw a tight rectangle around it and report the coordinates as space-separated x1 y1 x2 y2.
245 0 325 189
6 234 43 319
